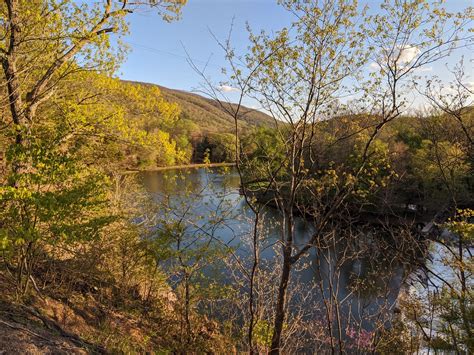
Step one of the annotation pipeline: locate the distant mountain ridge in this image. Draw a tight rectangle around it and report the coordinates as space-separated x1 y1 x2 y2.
123 80 274 133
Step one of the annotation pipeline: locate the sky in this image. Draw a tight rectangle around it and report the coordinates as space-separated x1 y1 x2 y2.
117 0 473 107
118 0 290 93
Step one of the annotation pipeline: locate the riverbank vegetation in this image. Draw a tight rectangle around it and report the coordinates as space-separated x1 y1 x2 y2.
0 0 472 353
242 108 473 215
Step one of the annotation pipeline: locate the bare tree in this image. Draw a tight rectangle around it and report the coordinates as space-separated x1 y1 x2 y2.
187 0 472 352
421 58 473 149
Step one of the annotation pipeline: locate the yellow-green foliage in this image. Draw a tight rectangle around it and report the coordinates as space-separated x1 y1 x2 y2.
412 140 470 192
50 73 191 169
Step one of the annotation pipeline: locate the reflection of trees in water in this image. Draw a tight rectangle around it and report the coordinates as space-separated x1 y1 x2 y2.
339 227 426 299
142 168 436 352
294 224 426 352
141 169 204 195
218 214 429 353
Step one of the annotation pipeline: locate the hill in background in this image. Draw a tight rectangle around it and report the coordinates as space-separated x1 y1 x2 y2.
124 81 274 134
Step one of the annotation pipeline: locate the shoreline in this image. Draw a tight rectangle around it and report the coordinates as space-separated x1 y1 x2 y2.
124 162 236 173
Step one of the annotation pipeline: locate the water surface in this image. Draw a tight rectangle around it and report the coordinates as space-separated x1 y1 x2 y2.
140 167 414 337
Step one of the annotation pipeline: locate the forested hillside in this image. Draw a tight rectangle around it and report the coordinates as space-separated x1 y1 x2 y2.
129 81 274 132
89 79 274 168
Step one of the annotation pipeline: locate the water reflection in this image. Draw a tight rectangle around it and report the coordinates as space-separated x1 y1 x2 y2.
140 167 421 342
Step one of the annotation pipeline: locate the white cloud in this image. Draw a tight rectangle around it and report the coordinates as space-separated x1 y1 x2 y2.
369 46 424 72
218 85 239 93
397 46 420 64
414 66 433 73
369 62 380 70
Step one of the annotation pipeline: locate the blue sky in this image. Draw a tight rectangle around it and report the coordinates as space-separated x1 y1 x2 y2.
119 0 289 91
117 0 473 107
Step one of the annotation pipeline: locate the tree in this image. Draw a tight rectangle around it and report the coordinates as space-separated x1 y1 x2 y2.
191 0 473 352
0 0 186 179
149 168 237 350
0 0 187 295
421 59 473 150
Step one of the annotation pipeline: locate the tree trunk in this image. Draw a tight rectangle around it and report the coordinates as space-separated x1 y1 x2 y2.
248 213 260 354
270 211 294 354
2 0 26 184
270 248 291 354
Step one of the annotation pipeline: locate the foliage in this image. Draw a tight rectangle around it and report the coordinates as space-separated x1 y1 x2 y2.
194 133 236 163
0 0 472 352
431 209 474 353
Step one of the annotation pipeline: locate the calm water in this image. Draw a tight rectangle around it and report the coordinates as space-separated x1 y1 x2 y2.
140 167 413 334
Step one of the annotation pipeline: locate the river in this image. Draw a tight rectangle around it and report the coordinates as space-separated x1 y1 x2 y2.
139 166 427 348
